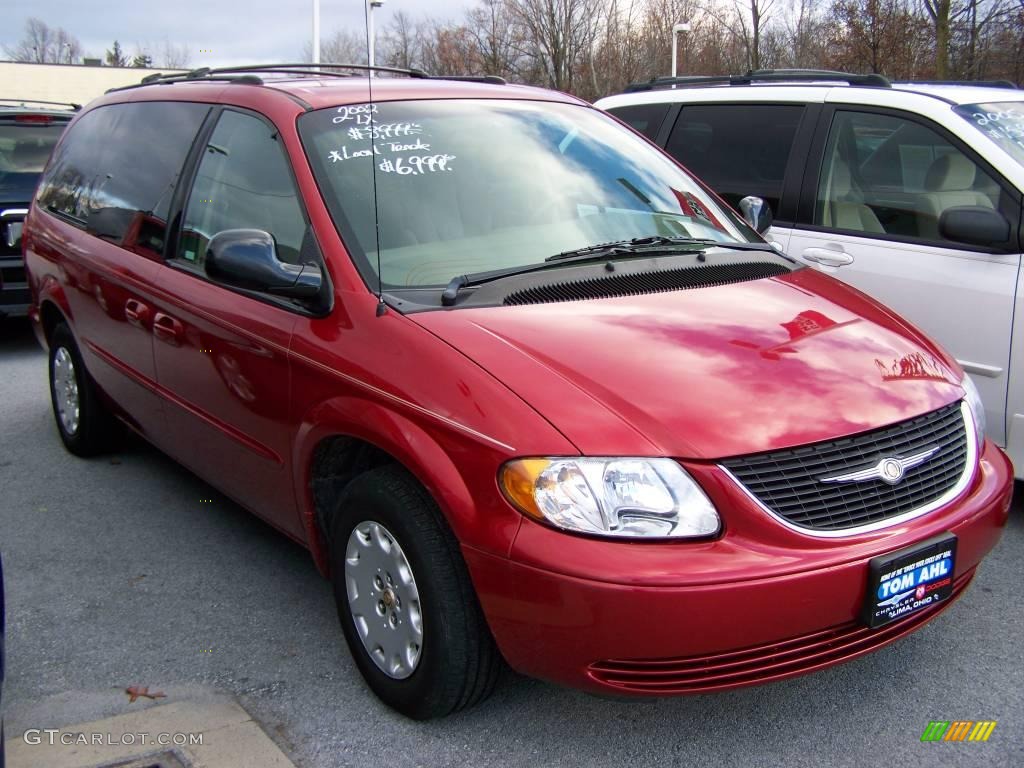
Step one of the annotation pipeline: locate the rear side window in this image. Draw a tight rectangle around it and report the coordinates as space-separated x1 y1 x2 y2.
664 104 804 213
38 102 208 256
606 103 670 142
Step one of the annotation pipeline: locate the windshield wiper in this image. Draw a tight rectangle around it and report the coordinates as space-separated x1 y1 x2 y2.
440 236 777 306
544 235 775 263
544 235 710 262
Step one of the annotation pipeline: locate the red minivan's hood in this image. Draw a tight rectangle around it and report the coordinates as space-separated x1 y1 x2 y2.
412 268 965 459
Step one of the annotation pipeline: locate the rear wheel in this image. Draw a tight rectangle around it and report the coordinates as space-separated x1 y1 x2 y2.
48 323 116 456
328 465 501 719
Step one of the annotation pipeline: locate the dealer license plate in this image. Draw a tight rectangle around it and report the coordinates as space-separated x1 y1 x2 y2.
862 532 957 628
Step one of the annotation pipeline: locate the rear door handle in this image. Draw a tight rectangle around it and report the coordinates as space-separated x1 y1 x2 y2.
124 299 150 328
801 247 854 267
152 312 184 346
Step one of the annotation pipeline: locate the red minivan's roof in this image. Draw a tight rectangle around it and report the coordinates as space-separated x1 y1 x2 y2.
270 77 585 109
93 76 586 112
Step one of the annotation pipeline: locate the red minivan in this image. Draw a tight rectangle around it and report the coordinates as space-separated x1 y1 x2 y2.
23 65 1013 719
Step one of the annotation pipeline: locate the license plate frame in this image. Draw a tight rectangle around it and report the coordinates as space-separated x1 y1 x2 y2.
862 532 957 629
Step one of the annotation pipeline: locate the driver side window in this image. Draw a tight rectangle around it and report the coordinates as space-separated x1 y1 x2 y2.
815 110 1000 243
177 109 307 267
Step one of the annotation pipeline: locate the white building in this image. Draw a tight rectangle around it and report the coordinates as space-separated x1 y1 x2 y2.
0 61 187 109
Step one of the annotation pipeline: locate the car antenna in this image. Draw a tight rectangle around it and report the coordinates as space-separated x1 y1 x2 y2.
362 4 387 318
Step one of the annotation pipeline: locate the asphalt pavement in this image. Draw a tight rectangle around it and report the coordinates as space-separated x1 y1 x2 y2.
1 316 1021 768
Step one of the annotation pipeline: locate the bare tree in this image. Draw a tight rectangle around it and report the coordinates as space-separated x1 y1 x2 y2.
740 0 777 69
508 0 602 92
952 0 1014 77
158 38 193 69
826 0 932 76
921 0 956 76
302 29 367 64
465 0 524 77
3 18 82 64
382 10 421 70
419 21 478 75
782 0 827 68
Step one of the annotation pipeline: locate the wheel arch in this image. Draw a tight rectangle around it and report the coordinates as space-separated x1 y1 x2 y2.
295 396 509 578
37 278 74 346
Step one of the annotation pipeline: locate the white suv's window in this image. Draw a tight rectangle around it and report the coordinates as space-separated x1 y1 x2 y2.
816 111 1000 243
663 104 804 213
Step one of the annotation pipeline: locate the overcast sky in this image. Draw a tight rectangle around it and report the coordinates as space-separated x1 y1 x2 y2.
2 0 467 67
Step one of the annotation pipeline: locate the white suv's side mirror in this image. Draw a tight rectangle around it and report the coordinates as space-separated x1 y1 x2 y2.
938 206 1010 247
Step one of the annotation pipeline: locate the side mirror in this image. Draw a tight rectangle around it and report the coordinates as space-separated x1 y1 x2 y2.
738 196 773 234
938 206 1010 247
205 229 322 299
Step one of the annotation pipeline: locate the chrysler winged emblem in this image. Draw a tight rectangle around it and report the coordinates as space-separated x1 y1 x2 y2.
819 447 938 485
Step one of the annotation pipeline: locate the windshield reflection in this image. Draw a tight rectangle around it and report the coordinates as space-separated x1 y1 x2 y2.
299 99 757 289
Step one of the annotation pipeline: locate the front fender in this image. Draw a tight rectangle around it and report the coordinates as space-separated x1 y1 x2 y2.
293 396 529 577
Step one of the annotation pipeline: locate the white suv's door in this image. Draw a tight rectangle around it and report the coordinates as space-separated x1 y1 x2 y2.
787 107 1021 447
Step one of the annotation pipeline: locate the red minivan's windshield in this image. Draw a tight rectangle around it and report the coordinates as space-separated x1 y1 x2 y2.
300 99 758 288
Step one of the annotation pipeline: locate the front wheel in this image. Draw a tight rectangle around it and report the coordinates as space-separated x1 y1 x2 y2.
328 465 501 719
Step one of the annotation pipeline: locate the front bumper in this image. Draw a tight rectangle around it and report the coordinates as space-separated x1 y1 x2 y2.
464 440 1013 695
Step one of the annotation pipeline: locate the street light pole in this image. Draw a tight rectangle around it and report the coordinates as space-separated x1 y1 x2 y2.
671 22 691 78
368 0 385 73
313 0 320 64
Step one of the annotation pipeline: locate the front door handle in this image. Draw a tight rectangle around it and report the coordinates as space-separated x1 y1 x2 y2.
152 312 184 346
124 299 150 328
801 247 854 267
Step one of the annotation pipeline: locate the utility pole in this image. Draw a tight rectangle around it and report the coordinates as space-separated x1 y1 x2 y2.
313 0 320 64
368 0 385 72
671 22 691 78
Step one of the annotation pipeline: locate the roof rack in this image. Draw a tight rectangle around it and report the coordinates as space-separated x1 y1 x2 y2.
893 79 1019 89
623 69 891 93
0 97 80 110
107 63 506 95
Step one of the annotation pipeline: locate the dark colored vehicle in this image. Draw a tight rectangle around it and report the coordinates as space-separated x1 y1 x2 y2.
23 65 1013 720
0 100 75 318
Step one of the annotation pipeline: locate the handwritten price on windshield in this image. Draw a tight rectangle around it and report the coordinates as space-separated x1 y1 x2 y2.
379 155 456 175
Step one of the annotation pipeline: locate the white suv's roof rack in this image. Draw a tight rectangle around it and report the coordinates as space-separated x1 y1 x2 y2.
623 69 891 93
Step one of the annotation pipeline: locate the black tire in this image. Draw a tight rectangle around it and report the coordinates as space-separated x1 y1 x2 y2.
328 465 502 719
48 323 117 456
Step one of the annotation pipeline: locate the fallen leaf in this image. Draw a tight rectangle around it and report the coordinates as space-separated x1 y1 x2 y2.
125 685 167 703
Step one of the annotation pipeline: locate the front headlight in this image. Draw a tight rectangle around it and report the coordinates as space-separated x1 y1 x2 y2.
961 374 986 448
500 457 720 539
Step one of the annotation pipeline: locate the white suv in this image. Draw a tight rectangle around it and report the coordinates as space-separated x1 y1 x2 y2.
597 71 1024 479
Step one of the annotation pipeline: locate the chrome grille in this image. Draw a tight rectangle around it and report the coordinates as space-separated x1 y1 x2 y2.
722 402 970 532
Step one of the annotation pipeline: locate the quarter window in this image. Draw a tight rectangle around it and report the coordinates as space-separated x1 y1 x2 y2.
177 110 307 267
815 110 1003 243
37 102 208 257
606 103 670 142
664 104 804 213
